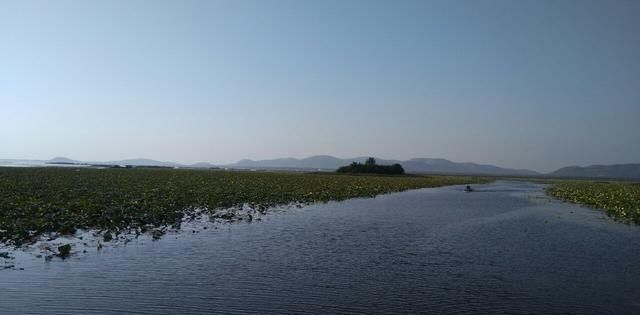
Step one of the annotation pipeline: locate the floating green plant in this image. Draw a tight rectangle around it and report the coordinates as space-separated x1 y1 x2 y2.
0 167 492 245
547 181 640 224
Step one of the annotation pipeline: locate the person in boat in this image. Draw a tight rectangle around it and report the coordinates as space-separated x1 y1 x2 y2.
464 185 473 192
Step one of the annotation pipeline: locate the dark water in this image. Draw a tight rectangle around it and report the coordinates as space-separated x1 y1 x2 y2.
2 181 640 314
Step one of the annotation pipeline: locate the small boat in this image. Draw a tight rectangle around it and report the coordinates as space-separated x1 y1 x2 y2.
464 185 473 192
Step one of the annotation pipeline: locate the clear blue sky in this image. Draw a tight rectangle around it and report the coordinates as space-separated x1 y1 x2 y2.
1 0 639 172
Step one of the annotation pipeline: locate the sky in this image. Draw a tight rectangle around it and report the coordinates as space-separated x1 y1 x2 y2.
1 0 639 172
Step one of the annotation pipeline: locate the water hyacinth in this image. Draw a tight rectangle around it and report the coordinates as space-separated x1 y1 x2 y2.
0 167 492 245
547 181 640 224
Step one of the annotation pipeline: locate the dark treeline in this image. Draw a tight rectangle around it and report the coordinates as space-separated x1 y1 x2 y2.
336 157 405 175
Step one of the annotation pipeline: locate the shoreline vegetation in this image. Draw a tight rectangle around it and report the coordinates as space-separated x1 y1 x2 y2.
546 181 640 224
337 157 405 175
0 167 492 247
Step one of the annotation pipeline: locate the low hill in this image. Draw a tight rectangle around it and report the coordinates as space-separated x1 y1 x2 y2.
549 164 640 180
49 157 80 164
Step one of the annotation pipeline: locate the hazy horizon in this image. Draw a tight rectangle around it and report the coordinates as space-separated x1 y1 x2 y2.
2 0 639 173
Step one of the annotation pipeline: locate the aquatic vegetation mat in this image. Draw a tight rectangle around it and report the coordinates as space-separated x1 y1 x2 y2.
0 167 491 245
547 181 640 224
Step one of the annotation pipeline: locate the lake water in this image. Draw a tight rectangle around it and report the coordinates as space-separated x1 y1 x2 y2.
1 181 639 314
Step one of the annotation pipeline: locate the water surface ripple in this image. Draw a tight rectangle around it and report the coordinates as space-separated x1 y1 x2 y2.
2 181 639 314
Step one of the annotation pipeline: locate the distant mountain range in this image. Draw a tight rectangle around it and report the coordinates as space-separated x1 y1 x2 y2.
230 155 539 176
2 156 639 180
548 164 640 180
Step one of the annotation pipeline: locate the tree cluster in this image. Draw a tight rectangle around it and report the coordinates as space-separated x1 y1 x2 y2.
336 157 405 175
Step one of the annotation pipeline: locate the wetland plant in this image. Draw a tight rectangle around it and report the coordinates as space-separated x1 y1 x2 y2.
57 244 72 259
547 181 640 224
0 167 492 245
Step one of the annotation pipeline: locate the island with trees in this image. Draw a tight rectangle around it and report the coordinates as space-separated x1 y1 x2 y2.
336 157 405 175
